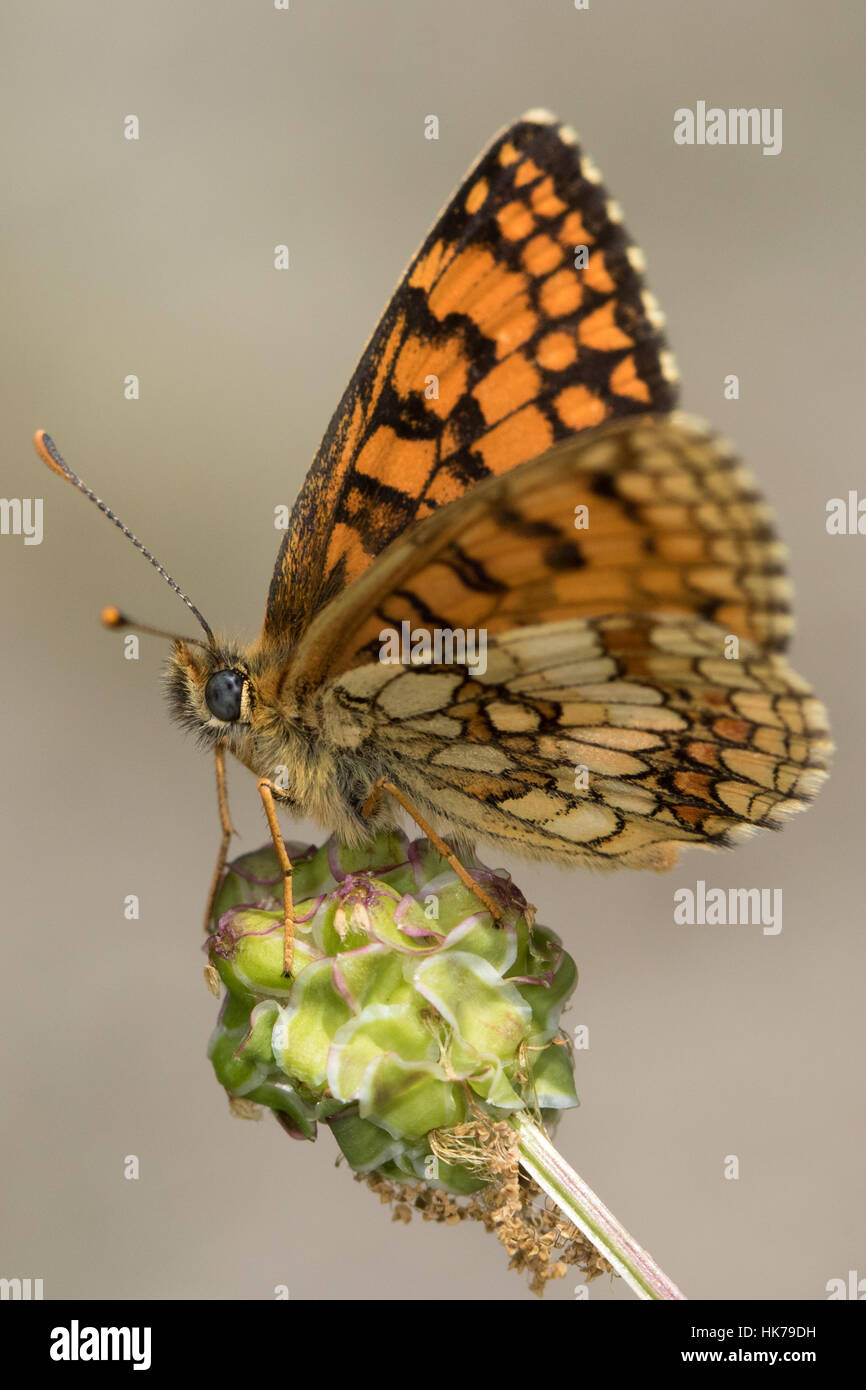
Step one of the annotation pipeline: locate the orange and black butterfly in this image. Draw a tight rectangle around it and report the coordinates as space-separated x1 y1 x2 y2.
35 110 831 973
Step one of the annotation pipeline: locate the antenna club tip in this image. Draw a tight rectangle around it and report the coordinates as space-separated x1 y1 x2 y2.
101 606 124 628
33 429 67 478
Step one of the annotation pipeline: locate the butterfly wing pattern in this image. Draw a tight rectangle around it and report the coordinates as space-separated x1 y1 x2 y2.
264 110 678 647
245 110 828 875
288 415 830 868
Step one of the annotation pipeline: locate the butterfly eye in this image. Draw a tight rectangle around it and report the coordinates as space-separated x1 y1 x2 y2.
205 670 246 723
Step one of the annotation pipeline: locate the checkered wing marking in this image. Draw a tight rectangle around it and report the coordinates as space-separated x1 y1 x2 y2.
264 112 678 645
322 615 830 868
282 415 830 866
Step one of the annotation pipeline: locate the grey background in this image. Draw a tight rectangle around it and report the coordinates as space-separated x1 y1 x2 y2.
1 0 863 1301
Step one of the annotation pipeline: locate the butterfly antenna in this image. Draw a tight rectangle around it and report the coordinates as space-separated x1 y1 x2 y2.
98 605 207 646
33 430 216 647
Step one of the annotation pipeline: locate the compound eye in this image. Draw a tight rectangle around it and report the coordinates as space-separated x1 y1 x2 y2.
204 670 246 722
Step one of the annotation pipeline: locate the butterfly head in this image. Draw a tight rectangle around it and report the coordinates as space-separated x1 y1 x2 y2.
166 639 255 744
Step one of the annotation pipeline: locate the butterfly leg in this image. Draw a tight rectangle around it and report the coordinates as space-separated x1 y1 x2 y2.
361 777 502 923
203 744 235 934
257 778 295 977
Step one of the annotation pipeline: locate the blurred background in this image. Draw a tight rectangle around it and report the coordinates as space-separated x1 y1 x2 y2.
1 0 863 1301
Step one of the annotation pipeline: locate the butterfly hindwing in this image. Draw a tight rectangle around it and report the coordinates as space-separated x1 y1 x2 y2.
321 614 830 868
264 111 679 645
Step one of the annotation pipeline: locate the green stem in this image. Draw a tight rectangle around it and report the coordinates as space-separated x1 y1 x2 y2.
513 1113 686 1300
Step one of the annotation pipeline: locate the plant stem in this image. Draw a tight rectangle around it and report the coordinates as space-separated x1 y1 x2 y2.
513 1112 686 1300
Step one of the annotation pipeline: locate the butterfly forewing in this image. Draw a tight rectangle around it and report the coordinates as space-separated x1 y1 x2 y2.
264 112 678 646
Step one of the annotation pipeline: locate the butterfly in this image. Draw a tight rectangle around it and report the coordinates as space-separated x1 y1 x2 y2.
35 110 831 974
